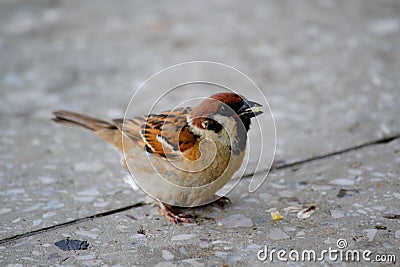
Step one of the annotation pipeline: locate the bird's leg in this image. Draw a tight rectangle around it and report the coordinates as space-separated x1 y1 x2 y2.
154 198 194 223
213 195 231 209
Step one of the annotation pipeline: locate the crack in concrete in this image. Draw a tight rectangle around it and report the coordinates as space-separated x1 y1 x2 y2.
0 202 145 245
1 133 399 245
244 133 400 177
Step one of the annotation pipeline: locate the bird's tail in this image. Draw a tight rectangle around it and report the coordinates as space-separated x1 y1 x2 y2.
52 110 115 131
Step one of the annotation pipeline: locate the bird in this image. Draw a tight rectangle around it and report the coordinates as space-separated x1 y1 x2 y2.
52 92 263 223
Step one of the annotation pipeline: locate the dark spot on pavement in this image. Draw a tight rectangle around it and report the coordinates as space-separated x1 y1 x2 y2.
336 189 359 198
54 239 89 251
383 214 400 219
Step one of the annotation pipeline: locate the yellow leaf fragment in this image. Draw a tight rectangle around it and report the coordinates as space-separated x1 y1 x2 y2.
270 211 283 221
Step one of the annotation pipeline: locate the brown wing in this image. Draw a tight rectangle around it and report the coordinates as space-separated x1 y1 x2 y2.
141 107 198 158
53 108 198 160
115 107 198 159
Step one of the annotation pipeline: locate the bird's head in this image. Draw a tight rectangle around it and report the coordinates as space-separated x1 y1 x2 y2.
188 92 263 133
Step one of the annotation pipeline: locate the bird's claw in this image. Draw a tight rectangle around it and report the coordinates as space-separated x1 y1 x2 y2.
156 199 194 224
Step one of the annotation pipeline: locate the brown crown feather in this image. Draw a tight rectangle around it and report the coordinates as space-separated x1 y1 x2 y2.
189 93 245 129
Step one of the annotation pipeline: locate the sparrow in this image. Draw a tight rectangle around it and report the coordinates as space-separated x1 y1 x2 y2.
52 92 263 223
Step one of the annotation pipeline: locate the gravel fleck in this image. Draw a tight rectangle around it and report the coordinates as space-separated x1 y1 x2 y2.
329 178 355 186
267 228 290 240
395 230 400 239
363 229 377 241
162 250 174 260
75 252 95 260
0 208 12 215
171 234 195 241
330 210 345 218
73 161 105 172
154 262 176 267
214 251 241 262
181 259 204 267
75 230 99 239
218 214 253 228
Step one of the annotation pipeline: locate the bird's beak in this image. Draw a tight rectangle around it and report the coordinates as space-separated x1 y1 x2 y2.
238 100 263 119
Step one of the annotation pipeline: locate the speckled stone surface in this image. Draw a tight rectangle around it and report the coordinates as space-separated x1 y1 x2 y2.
1 0 400 266
2 139 400 266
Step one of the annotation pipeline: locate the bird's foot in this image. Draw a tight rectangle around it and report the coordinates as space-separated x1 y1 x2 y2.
155 199 194 224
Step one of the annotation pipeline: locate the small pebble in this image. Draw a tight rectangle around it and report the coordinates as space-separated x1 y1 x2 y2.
395 230 400 239
311 185 332 191
31 251 40 256
217 214 253 228
198 242 209 248
181 259 204 267
244 197 258 203
75 196 95 203
348 168 362 176
214 251 241 262
23 203 44 212
130 234 147 240
47 252 60 259
75 252 95 260
246 244 261 250
329 178 355 186
32 219 42 227
42 211 56 219
330 210 345 218
93 201 110 208
171 234 195 241
43 200 64 210
162 250 174 261
296 231 305 237
356 209 367 215
179 247 187 255
73 161 104 172
154 261 177 267
76 188 99 196
283 226 296 232
363 229 377 241
75 230 98 239
38 175 56 184
0 208 11 215
267 228 290 240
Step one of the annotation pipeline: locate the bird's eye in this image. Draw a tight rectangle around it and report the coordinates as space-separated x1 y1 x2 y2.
204 118 223 133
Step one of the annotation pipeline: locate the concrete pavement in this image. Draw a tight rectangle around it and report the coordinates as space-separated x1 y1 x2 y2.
1 1 399 266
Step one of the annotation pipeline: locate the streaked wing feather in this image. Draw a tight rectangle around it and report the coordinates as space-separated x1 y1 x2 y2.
113 107 196 159
141 107 196 158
